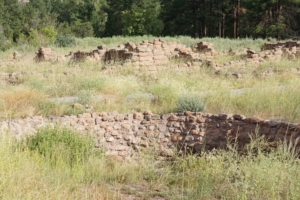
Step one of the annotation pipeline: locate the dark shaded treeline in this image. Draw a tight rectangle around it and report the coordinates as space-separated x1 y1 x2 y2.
1 0 300 49
161 0 300 39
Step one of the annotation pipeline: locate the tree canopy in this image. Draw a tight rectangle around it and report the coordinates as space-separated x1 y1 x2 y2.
0 0 300 50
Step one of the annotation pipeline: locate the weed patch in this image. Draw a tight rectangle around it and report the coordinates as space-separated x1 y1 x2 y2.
176 95 206 113
21 127 98 167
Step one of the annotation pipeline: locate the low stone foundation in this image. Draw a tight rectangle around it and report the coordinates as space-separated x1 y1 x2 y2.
1 111 299 161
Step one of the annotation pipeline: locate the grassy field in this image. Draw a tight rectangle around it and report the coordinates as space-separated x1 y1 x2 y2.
1 36 300 199
0 35 271 57
1 127 300 200
0 36 300 121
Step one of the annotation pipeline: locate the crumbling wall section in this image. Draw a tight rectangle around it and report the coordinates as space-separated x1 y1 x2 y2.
1 111 299 161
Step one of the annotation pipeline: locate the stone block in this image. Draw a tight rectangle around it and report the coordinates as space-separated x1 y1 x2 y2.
118 151 128 156
137 47 150 52
168 114 178 121
78 113 91 118
140 140 149 147
160 149 174 157
113 123 121 130
111 130 119 136
106 136 115 142
148 66 157 71
121 123 131 130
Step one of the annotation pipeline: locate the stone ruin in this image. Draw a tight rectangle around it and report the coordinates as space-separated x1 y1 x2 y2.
261 41 300 51
216 40 300 79
226 40 300 66
3 39 299 79
193 41 218 57
1 111 300 161
76 39 218 72
85 39 300 74
0 72 24 85
34 47 64 62
31 39 219 73
260 41 300 60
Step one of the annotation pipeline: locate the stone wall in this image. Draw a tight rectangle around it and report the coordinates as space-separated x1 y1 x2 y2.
99 40 300 75
261 41 300 51
34 47 65 62
11 40 300 74
95 39 218 74
30 39 218 74
1 111 300 161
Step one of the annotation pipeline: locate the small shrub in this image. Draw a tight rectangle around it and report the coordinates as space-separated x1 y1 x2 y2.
149 84 180 113
71 21 94 38
38 101 87 116
78 89 95 105
55 34 76 47
0 34 12 51
23 127 96 167
40 26 58 44
27 28 40 47
176 96 206 113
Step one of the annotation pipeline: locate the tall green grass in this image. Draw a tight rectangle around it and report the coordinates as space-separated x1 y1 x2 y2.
205 84 300 122
0 130 113 199
21 127 97 167
1 127 300 199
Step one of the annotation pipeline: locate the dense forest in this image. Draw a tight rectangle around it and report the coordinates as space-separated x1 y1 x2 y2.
1 0 300 50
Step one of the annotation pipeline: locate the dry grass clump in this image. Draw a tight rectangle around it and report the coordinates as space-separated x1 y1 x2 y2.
0 87 47 119
205 84 300 122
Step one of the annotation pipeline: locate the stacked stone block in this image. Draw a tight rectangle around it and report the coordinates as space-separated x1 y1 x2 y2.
34 47 63 62
30 40 300 76
261 41 300 51
29 39 222 74
194 41 218 57
260 41 300 60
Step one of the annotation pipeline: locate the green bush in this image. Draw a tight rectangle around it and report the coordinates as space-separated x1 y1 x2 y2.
27 28 41 47
78 89 95 105
40 26 58 44
149 84 179 113
176 96 206 113
23 127 96 167
55 34 76 47
0 34 13 51
71 21 94 38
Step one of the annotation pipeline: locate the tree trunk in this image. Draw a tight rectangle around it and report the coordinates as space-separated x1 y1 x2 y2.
201 0 206 37
233 0 237 39
193 1 197 38
209 0 212 36
233 0 240 39
218 2 221 37
237 0 240 38
221 0 225 37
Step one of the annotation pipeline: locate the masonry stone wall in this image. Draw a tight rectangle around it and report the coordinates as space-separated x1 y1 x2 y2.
8 39 294 82
99 39 218 74
1 111 299 161
30 39 218 75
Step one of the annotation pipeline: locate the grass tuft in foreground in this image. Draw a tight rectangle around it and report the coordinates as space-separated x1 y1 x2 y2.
0 127 298 199
19 127 98 167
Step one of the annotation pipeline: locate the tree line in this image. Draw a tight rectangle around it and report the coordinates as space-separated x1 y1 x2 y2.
1 0 300 50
